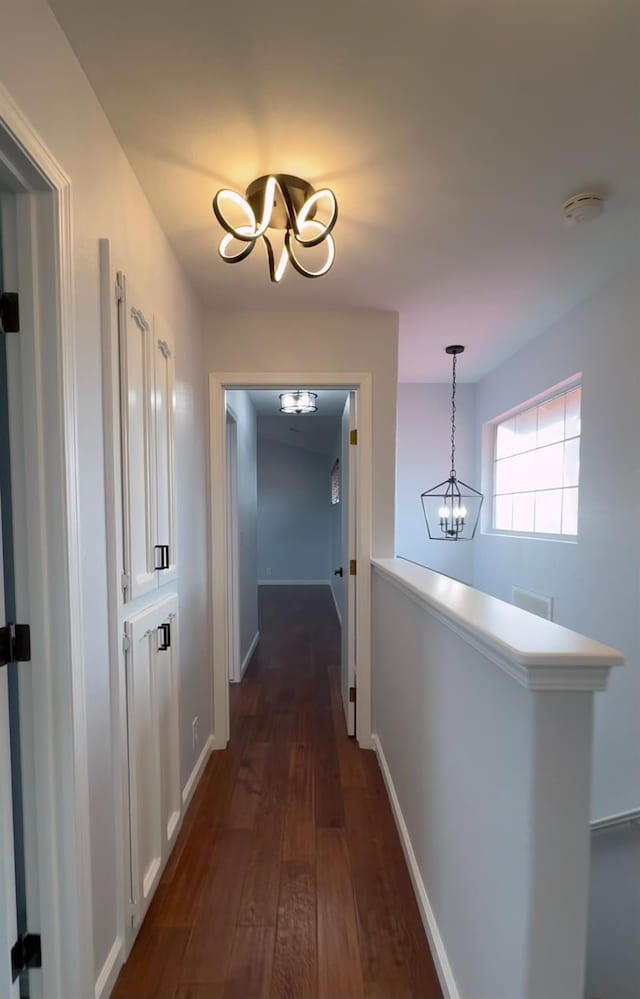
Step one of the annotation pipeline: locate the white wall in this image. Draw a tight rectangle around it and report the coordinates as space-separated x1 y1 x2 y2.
472 260 640 822
226 391 258 662
586 827 640 999
372 564 596 999
206 311 399 556
257 435 333 583
396 383 476 584
0 0 209 987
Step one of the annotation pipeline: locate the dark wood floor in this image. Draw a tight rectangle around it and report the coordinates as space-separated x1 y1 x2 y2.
113 585 442 999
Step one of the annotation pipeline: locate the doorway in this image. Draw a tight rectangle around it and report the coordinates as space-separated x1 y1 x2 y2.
0 92 93 999
210 373 373 750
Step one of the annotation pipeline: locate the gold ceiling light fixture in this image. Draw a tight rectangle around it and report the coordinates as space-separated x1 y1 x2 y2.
212 174 338 283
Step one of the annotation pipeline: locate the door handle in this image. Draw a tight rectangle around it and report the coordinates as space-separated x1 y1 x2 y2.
157 622 171 651
334 567 343 577
154 544 170 570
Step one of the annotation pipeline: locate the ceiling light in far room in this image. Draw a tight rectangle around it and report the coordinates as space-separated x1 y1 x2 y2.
562 191 605 224
420 346 483 541
279 390 318 415
213 174 338 283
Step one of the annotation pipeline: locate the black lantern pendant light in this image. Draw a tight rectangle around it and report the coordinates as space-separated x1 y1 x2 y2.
421 345 483 541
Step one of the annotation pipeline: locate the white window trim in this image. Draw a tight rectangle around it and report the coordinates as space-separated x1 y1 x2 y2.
481 374 582 543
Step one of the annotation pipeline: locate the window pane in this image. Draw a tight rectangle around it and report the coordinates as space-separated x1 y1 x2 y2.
495 456 517 494
534 441 564 491
512 492 535 532
565 387 581 438
494 494 513 531
514 407 537 454
562 487 579 535
537 394 565 447
563 437 580 488
534 490 562 534
496 417 517 459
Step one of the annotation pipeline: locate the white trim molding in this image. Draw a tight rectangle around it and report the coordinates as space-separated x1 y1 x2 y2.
590 807 640 833
94 937 123 999
0 82 94 999
240 631 260 679
372 558 623 691
209 372 373 750
372 734 460 999
330 583 342 626
182 734 214 808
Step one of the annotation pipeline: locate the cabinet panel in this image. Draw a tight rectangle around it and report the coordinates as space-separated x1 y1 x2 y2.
154 318 177 584
157 602 181 850
117 272 157 600
125 593 181 931
125 606 163 929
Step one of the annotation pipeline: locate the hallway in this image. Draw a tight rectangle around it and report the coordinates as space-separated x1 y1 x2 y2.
113 585 442 999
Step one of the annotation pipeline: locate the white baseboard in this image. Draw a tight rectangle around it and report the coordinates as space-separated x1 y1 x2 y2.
240 630 260 678
182 733 214 808
258 579 331 586
94 935 123 999
372 734 460 999
330 583 342 626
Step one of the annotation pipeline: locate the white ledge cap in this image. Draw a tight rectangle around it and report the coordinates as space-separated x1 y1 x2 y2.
372 558 624 691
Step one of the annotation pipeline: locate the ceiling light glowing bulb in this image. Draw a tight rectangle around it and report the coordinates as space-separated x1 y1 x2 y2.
438 505 450 519
213 174 337 283
458 505 467 518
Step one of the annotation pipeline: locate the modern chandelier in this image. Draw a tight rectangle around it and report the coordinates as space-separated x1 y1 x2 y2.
421 345 483 541
212 174 338 283
279 390 318 414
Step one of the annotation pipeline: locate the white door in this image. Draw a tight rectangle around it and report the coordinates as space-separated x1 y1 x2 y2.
340 392 357 736
153 317 177 584
0 489 19 999
117 272 157 600
125 606 163 932
225 413 240 682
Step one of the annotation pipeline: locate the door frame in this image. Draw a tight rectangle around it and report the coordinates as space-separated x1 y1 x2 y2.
225 407 241 683
209 372 373 748
0 84 94 998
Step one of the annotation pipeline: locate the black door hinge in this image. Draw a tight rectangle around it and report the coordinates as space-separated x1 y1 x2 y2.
11 933 41 981
0 292 20 333
0 623 31 668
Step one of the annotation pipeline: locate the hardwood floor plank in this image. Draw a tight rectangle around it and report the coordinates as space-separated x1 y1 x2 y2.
270 861 317 999
112 926 189 999
282 741 315 862
344 786 413 999
316 828 364 999
223 926 275 999
227 740 269 830
180 830 253 989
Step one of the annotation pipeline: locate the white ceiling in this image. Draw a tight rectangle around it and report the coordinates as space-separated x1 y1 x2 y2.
49 0 640 380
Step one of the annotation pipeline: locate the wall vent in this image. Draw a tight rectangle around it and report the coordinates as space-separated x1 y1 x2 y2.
512 586 553 621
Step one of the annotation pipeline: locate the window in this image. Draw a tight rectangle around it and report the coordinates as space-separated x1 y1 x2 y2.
492 383 581 537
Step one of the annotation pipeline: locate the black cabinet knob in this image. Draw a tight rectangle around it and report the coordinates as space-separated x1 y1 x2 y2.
334 567 343 577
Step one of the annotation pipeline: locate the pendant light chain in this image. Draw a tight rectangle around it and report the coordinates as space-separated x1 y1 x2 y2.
450 350 457 478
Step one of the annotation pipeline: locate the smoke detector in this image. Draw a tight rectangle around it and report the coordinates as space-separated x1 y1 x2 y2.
562 192 604 224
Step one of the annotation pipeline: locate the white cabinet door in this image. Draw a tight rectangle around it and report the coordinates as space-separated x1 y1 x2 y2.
156 597 181 853
125 594 181 932
118 272 157 600
153 318 177 585
125 604 163 930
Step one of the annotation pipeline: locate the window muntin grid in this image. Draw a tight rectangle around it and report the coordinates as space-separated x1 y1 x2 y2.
492 385 581 537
